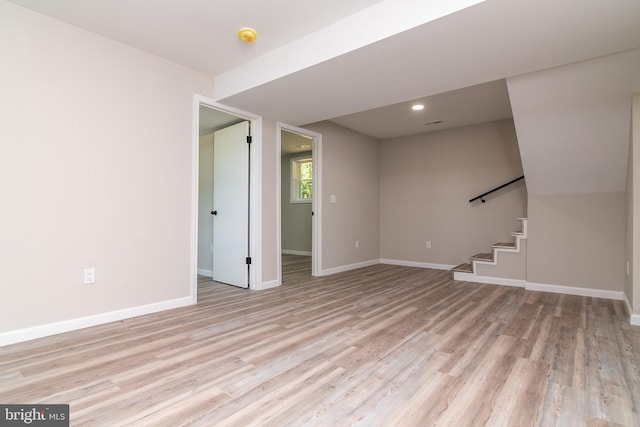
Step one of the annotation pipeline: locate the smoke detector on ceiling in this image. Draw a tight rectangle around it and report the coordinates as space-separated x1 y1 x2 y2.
238 28 257 43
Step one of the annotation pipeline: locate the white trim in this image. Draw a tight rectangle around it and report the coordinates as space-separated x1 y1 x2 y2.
254 279 280 290
526 281 624 300
624 293 640 325
197 269 213 277
624 292 632 314
314 132 323 278
380 259 456 271
276 123 323 282
276 124 282 287
193 95 262 295
282 250 312 256
320 259 379 276
0 297 193 347
453 271 624 301
289 155 313 204
190 98 200 305
453 272 526 288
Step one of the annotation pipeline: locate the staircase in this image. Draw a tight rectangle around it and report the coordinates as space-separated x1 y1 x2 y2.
451 218 528 285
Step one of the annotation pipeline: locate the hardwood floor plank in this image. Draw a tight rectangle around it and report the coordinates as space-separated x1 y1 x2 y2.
1 255 639 426
485 357 550 427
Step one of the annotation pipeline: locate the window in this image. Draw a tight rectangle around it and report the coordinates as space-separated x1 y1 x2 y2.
290 157 313 203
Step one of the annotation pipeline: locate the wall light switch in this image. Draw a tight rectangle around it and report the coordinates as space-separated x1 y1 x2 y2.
627 260 630 276
425 240 431 249
330 194 337 203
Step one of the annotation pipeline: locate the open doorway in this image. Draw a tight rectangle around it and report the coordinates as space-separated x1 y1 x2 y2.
277 123 322 284
193 96 261 299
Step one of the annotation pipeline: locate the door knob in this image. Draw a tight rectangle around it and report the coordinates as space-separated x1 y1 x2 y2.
211 210 217 215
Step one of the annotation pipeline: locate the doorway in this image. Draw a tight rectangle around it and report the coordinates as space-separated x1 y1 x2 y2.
193 96 261 299
277 123 322 283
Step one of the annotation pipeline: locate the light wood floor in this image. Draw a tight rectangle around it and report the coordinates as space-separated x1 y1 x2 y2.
1 255 640 426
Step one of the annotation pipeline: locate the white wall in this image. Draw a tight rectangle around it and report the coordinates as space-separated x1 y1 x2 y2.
281 152 313 254
304 121 380 271
0 2 213 336
198 134 214 274
261 118 279 283
507 49 640 195
379 120 527 266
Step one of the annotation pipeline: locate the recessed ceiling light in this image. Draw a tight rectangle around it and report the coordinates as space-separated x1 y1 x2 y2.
238 27 257 43
411 104 425 111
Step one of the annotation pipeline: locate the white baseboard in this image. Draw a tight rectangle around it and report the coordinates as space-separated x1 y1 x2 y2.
624 294 640 325
282 250 312 256
0 296 194 347
454 272 526 288
253 279 280 290
197 268 213 277
321 259 380 276
526 281 623 301
380 259 456 271
453 274 624 301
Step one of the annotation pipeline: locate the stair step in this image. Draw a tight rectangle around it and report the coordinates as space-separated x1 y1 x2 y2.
470 253 493 262
493 242 516 249
451 263 473 273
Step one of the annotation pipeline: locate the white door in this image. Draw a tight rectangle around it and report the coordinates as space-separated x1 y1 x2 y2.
213 121 250 288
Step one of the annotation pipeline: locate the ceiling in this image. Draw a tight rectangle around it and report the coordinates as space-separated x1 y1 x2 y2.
7 0 640 170
6 0 387 76
216 0 640 131
281 131 313 156
331 79 512 139
7 0 508 139
199 106 244 137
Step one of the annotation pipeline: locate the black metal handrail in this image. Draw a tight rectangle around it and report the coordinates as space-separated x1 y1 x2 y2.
469 176 525 203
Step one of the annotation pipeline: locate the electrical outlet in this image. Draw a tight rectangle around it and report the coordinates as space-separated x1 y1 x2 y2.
355 240 359 248
83 268 96 285
425 240 431 249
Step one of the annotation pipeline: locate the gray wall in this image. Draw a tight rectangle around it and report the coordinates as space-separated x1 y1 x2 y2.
528 193 625 291
304 121 381 270
281 152 313 254
379 119 527 266
261 118 279 283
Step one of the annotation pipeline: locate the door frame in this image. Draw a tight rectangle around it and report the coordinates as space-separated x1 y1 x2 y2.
277 122 322 281
191 94 262 301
